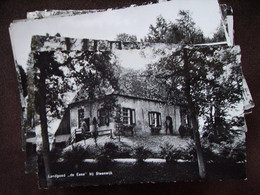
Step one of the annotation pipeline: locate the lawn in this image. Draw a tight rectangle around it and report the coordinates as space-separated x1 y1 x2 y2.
36 134 246 188
64 134 192 157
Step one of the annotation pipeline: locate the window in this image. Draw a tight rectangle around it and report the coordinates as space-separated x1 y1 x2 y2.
78 108 84 128
122 107 136 125
148 112 161 127
97 108 109 126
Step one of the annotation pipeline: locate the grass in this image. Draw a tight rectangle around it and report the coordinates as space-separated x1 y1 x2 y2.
64 134 191 158
37 135 246 187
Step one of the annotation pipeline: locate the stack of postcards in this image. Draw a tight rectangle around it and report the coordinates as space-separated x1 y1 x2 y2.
9 0 254 188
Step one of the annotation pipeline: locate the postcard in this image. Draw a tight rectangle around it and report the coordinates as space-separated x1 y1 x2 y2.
8 0 252 187
28 35 246 188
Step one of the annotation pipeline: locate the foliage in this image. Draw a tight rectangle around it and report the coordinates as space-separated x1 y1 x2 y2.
183 141 197 162
211 23 226 43
144 10 242 178
160 142 196 163
17 65 28 97
96 142 119 165
62 145 90 165
150 127 161 135
119 69 167 101
147 46 243 143
145 11 206 44
178 125 193 138
49 147 62 164
30 35 121 167
217 141 246 163
116 33 138 42
33 35 120 121
103 142 119 159
134 146 152 163
114 104 124 140
70 51 120 101
200 137 246 163
116 147 133 158
145 15 169 43
175 10 205 44
160 143 177 163
26 53 38 128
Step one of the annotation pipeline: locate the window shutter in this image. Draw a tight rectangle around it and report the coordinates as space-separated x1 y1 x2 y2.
148 112 151 126
158 113 161 126
132 109 136 124
97 110 100 125
154 113 157 127
105 111 109 126
130 110 133 124
128 109 131 125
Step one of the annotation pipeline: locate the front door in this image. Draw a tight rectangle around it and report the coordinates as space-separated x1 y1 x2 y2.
166 116 173 135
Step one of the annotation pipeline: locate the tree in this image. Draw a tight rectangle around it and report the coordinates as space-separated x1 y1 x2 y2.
175 11 205 44
116 33 138 42
211 23 226 43
165 23 185 44
32 36 119 186
147 46 209 178
26 53 38 129
146 44 243 178
145 15 169 43
143 10 219 179
201 47 243 143
17 65 28 98
145 11 205 44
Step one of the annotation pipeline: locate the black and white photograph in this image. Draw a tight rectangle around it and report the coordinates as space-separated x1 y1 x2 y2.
9 0 239 176
27 34 246 188
7 0 254 189
1 0 259 193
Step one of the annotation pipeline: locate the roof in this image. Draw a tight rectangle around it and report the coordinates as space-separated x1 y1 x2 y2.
55 134 70 143
68 93 183 109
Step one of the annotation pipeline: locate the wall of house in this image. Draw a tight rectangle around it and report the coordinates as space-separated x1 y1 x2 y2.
70 102 116 134
69 96 182 136
117 96 181 136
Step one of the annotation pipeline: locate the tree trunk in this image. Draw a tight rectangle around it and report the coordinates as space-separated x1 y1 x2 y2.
183 48 206 179
214 106 221 139
38 64 52 186
190 112 206 178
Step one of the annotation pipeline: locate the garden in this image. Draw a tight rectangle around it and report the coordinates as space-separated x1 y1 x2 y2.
37 135 246 187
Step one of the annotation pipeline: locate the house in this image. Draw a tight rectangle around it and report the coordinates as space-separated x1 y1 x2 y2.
54 93 191 148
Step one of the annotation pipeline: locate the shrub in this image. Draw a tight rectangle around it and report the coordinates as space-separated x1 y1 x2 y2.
96 142 119 165
179 125 185 137
160 143 189 163
160 143 174 163
134 146 152 163
231 142 246 162
202 145 219 162
179 125 193 138
151 127 161 135
117 147 133 158
49 147 63 164
180 141 197 162
103 142 119 159
199 139 246 163
62 145 90 166
217 142 246 163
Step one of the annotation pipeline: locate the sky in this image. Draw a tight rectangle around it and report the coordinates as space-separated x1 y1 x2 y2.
114 44 177 70
9 0 223 70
